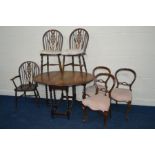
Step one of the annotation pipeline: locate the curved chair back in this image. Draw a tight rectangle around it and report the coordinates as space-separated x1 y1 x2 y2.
18 61 40 86
115 68 136 91
94 73 115 95
93 66 111 88
42 29 63 51
69 28 89 52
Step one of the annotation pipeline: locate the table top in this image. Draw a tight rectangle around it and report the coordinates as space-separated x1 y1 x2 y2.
34 71 94 87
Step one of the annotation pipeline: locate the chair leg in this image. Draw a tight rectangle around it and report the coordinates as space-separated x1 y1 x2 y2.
82 55 87 73
41 55 43 74
47 55 49 72
49 88 55 118
78 55 82 73
82 105 88 122
109 108 112 119
126 101 131 121
72 56 74 72
62 56 65 72
34 89 40 105
36 89 40 98
58 55 62 72
103 111 108 128
15 91 18 110
116 100 119 111
72 86 76 101
45 85 49 105
66 87 71 120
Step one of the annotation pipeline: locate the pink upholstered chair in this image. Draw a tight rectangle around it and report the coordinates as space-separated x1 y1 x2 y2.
82 73 115 128
111 68 136 120
85 66 111 97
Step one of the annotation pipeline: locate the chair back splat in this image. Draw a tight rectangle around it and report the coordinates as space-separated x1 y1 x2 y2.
41 29 63 73
62 28 89 73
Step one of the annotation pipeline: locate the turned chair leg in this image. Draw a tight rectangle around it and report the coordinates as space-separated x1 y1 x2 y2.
78 55 82 73
58 55 62 72
15 91 18 110
41 55 43 74
47 56 49 73
109 108 112 119
82 55 87 73
66 87 71 120
103 111 108 128
82 106 88 122
126 101 131 121
62 56 65 72
45 85 49 105
72 56 74 72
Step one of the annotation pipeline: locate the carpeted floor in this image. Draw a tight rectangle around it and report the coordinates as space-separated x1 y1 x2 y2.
0 95 155 129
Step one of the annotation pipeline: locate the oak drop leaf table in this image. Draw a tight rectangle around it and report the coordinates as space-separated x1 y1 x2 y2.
34 71 94 119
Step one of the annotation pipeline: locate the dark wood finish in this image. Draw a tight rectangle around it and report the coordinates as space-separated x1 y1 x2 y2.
82 73 115 128
62 28 89 73
115 68 136 91
41 29 63 103
34 71 94 118
34 71 94 87
92 66 111 94
41 29 63 73
11 61 40 109
112 68 137 120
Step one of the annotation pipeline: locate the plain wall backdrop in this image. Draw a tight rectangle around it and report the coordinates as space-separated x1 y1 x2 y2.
0 26 155 106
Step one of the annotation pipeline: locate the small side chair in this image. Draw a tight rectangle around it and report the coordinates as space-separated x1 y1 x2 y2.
111 68 137 120
85 66 111 97
82 73 115 128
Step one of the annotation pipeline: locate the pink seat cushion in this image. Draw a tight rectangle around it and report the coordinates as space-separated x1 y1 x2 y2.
82 93 110 112
111 88 132 102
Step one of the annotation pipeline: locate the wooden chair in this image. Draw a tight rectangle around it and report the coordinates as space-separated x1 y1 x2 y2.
40 29 63 73
85 66 111 97
11 61 40 108
82 73 115 128
62 28 89 73
40 29 63 103
111 68 136 120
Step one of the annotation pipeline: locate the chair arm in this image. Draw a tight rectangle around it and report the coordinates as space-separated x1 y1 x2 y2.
10 75 20 88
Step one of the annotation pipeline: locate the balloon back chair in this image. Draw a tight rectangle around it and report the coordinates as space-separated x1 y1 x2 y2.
111 68 136 120
85 66 111 97
11 61 40 109
82 73 115 128
62 28 89 73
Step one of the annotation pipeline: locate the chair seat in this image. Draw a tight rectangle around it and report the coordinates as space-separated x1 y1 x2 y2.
15 84 37 91
86 85 106 97
61 49 84 56
111 88 132 102
40 50 61 55
82 93 110 112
